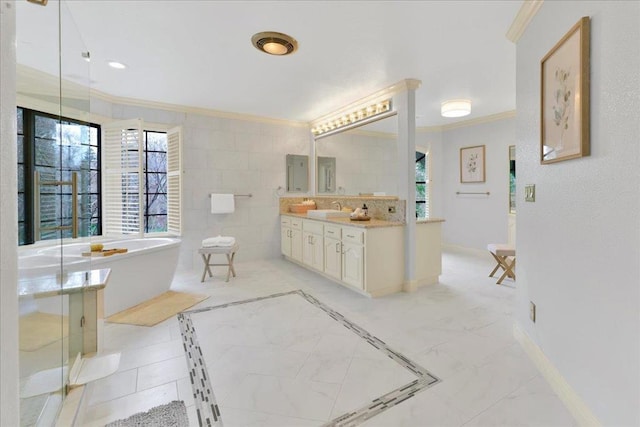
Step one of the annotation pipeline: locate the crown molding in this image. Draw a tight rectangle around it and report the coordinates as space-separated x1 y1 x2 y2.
310 78 422 127
16 64 309 128
506 0 544 43
417 110 516 133
90 88 309 128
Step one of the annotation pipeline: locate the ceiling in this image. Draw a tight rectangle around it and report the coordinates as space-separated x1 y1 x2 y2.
16 0 521 128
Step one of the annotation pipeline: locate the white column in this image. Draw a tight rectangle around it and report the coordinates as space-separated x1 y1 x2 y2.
395 80 420 291
0 1 19 425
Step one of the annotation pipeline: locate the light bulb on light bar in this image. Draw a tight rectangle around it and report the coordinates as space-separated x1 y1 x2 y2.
311 99 392 136
441 99 471 118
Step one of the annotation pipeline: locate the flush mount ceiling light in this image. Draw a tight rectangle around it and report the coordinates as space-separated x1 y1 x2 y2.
107 60 127 70
251 31 298 56
311 99 392 136
441 99 471 118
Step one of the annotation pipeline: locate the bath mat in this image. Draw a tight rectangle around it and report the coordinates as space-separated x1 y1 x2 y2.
105 400 189 427
107 291 208 327
19 312 69 352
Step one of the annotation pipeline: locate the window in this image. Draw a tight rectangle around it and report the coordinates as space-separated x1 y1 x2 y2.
143 131 168 233
17 107 101 245
416 151 429 219
102 119 181 237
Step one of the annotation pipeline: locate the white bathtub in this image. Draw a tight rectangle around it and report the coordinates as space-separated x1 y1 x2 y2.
19 237 181 317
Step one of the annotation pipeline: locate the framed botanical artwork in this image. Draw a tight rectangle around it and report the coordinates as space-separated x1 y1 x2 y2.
460 145 485 183
540 16 590 164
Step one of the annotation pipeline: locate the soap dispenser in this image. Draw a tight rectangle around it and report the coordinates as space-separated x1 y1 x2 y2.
362 204 368 216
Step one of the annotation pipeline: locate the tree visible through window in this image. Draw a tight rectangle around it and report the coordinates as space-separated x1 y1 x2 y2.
143 131 168 233
17 107 101 245
416 151 429 219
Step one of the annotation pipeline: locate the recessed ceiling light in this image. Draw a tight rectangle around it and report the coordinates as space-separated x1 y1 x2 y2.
441 99 471 118
251 31 298 56
107 60 127 70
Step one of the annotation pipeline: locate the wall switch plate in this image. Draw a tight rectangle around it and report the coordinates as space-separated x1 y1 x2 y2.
388 206 396 213
525 184 536 202
530 301 536 322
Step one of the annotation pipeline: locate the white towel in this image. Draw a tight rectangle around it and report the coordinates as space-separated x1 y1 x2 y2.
202 236 236 247
210 193 235 214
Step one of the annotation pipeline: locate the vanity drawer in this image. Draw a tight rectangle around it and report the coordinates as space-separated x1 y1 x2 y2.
324 225 341 239
303 220 323 235
290 218 303 230
342 227 364 244
281 217 291 227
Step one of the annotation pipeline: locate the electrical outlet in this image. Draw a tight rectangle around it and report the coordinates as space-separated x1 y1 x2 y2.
525 184 536 202
388 206 396 213
529 301 536 323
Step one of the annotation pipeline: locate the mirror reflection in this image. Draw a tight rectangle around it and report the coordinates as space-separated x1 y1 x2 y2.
317 156 336 193
509 145 516 213
286 154 309 192
315 116 398 195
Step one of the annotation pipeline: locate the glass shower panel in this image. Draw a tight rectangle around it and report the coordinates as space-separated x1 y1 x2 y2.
16 0 92 424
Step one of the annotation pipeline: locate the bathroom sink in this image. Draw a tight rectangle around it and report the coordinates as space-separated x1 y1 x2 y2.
306 209 351 219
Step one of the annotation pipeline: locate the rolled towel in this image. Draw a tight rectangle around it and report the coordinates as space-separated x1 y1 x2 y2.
202 236 236 247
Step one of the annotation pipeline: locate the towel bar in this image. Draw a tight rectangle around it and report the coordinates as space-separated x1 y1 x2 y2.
208 193 252 198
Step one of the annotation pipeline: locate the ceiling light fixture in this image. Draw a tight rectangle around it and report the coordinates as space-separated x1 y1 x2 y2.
441 99 471 118
311 99 392 136
107 60 127 70
251 31 298 56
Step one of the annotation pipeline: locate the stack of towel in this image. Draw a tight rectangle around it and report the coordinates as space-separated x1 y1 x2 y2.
202 236 236 247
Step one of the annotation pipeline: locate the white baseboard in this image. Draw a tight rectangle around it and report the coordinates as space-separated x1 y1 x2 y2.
513 323 601 427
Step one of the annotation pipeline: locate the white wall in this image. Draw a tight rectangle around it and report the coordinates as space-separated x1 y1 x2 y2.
438 117 516 250
0 1 19 424
108 103 310 270
516 1 640 424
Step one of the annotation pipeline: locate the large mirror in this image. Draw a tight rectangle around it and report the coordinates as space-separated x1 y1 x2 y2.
286 154 309 192
315 116 398 195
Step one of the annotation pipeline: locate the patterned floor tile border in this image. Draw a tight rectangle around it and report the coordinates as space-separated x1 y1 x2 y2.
178 290 441 427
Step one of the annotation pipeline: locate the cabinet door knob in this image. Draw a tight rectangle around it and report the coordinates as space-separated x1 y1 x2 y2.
335 242 340 253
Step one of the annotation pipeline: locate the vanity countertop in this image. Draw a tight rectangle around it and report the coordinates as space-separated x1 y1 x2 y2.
282 213 445 229
281 212 403 228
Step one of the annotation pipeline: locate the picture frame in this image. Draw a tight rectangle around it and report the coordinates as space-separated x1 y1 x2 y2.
460 145 485 183
540 16 590 164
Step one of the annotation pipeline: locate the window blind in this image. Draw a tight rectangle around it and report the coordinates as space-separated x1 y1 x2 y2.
166 126 182 235
102 119 143 236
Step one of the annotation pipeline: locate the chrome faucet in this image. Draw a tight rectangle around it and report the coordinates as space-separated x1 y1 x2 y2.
331 201 342 211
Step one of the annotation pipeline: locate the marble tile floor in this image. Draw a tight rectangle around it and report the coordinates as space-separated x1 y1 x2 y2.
80 247 577 427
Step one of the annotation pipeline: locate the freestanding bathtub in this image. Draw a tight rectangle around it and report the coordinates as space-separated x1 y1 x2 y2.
18 237 181 317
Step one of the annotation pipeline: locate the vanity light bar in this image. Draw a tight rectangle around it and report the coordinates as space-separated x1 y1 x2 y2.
311 99 392 136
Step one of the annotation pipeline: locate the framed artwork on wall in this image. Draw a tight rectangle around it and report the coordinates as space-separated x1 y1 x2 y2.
460 145 485 183
540 16 590 164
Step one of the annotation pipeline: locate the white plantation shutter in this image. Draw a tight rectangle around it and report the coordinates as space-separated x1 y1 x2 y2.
102 119 143 236
166 126 182 235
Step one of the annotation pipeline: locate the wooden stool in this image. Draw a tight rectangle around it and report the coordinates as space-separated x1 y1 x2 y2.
487 243 516 284
198 243 239 283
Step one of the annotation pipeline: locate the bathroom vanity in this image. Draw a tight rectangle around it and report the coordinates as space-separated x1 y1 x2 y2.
281 213 443 297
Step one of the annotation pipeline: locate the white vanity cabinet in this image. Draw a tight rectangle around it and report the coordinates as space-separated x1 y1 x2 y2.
323 225 342 280
281 215 407 297
281 217 303 262
302 220 324 271
341 228 365 289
